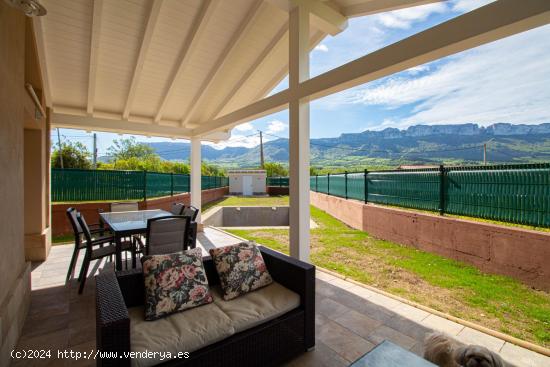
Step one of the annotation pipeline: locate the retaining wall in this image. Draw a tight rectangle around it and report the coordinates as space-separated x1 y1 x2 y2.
52 187 228 236
267 186 289 195
310 191 550 291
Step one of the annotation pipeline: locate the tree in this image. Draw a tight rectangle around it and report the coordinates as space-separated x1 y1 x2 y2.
107 137 155 161
51 142 91 169
264 162 288 177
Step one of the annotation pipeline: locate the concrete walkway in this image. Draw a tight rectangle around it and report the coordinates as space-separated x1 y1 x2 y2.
311 269 550 367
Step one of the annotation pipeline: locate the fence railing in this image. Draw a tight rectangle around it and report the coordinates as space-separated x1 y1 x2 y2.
278 163 550 227
266 176 289 187
52 168 229 202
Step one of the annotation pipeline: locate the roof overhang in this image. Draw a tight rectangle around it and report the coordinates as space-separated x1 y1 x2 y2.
35 0 450 140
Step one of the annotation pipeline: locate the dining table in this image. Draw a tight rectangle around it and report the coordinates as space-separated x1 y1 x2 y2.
99 209 172 271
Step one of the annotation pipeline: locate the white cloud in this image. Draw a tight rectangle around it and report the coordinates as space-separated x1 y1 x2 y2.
314 44 329 52
234 122 254 131
206 120 287 149
205 134 261 149
406 65 430 75
451 0 495 13
340 25 550 127
375 3 447 29
267 120 287 134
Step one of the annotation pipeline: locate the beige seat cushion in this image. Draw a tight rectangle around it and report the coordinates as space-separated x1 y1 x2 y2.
129 302 234 367
212 282 300 333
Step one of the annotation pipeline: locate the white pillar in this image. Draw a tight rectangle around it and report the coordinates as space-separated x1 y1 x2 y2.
190 137 202 223
288 3 310 262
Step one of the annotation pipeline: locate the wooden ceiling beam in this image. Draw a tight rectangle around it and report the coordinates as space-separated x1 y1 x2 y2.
154 0 218 123
196 21 289 127
123 0 164 120
181 0 264 127
86 0 104 115
342 0 445 18
31 17 52 107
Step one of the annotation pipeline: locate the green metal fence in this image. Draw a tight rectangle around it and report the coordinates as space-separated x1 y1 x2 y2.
311 163 550 227
52 169 228 202
266 177 289 187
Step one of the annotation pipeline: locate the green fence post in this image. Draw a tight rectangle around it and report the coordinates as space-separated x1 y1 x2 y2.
364 169 368 204
170 173 174 196
344 171 348 199
316 175 318 192
327 173 330 195
439 165 445 215
279 176 282 187
143 170 147 202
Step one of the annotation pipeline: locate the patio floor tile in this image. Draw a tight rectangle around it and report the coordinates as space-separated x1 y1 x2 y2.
333 309 383 338
317 319 376 362
366 325 418 350
499 342 550 367
455 327 506 353
391 303 430 323
421 314 465 336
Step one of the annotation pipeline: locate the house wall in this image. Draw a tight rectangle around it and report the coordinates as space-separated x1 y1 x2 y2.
310 191 550 291
0 3 32 361
51 187 229 236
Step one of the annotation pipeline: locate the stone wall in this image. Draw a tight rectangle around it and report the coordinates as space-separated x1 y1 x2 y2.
311 191 550 291
52 187 228 236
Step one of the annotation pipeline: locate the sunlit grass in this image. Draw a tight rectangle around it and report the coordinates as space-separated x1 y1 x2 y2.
224 203 550 347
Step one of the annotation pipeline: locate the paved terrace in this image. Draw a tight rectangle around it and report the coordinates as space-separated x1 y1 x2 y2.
14 227 549 367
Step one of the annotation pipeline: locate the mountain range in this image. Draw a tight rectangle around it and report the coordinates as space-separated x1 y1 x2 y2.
146 123 550 168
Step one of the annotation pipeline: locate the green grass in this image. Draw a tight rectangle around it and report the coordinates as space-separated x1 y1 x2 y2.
219 199 550 348
52 234 74 244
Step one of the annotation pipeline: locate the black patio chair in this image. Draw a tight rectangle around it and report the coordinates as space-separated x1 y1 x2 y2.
66 207 111 281
134 215 191 256
170 202 185 215
76 212 136 294
182 205 199 221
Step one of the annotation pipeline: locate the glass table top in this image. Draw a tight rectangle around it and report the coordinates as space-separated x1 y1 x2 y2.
100 209 172 233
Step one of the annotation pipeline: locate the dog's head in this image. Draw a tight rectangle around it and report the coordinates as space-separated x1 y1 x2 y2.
454 345 504 367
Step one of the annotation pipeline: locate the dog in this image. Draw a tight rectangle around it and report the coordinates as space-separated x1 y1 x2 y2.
424 332 505 367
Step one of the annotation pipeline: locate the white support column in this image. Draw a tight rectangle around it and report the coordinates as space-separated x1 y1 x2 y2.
288 3 310 262
190 137 202 223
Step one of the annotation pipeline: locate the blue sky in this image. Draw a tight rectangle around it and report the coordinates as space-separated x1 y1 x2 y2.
55 0 550 154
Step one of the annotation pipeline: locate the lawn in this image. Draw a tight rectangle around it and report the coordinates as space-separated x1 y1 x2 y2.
213 196 550 348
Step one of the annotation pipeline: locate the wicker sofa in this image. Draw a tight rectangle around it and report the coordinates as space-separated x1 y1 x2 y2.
95 246 315 367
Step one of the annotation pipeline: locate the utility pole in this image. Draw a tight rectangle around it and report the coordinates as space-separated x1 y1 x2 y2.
483 138 494 165
57 128 64 169
259 130 265 169
92 133 97 169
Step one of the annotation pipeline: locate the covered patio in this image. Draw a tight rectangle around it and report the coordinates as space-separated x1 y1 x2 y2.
14 227 549 366
2 0 550 366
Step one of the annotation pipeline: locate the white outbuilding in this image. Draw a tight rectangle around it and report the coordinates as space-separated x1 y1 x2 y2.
228 170 267 196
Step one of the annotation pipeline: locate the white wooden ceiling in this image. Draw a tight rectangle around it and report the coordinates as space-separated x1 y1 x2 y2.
34 0 443 139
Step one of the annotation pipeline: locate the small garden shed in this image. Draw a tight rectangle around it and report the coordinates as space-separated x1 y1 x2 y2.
228 170 266 195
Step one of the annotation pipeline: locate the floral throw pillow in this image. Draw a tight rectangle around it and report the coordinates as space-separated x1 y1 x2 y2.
142 247 213 321
209 242 273 301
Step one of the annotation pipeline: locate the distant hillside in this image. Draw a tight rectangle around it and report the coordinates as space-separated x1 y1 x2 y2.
145 123 550 167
